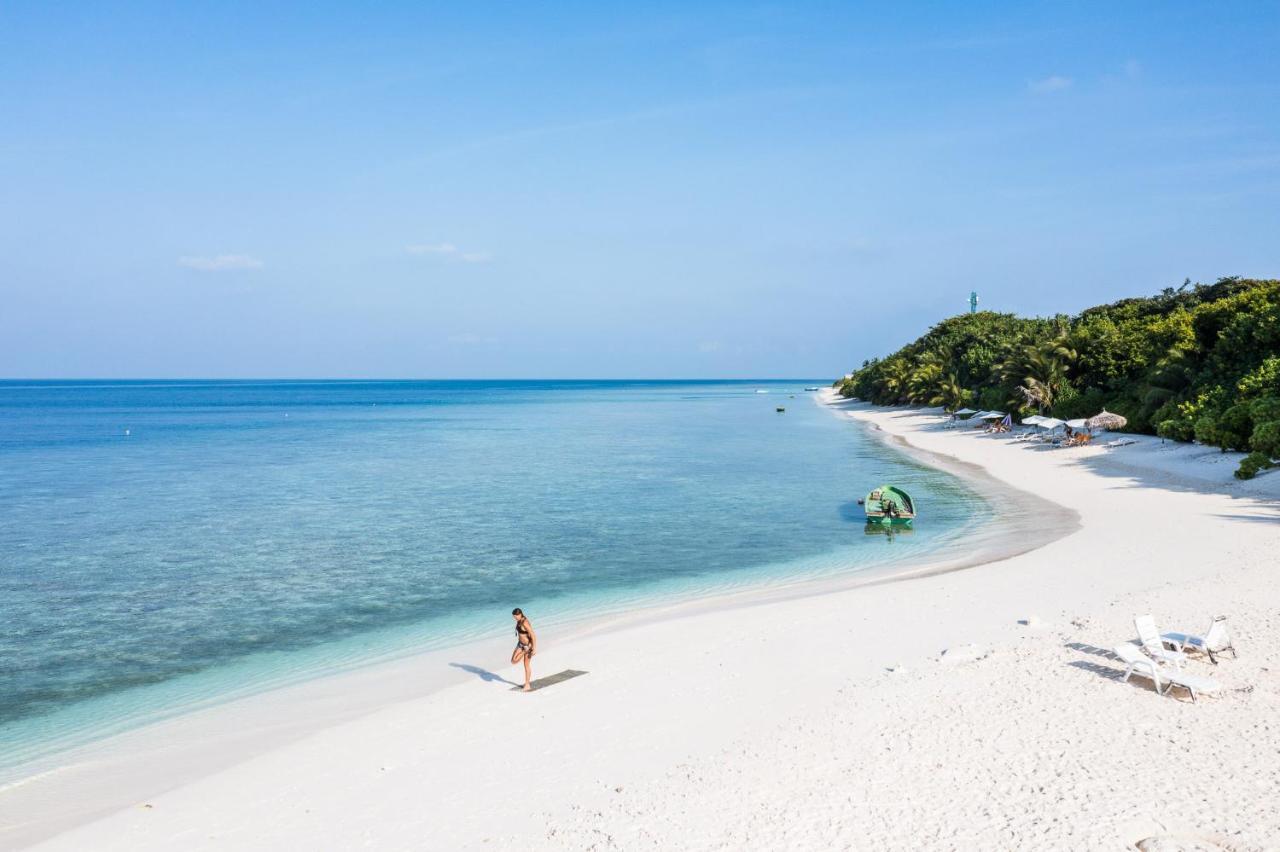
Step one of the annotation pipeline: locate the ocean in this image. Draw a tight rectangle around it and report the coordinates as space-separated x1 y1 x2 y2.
0 379 988 774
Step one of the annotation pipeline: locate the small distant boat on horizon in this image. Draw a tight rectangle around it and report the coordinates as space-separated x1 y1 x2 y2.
860 485 916 525
804 386 821 392
776 406 786 413
755 389 769 394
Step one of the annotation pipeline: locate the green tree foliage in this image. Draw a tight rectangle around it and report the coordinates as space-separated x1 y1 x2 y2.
999 338 1076 413
837 278 1280 478
928 372 972 411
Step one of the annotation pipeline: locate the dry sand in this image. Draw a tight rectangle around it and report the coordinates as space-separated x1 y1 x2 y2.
8 394 1280 851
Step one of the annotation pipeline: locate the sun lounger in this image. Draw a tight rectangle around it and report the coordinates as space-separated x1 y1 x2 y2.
1163 616 1236 664
1162 669 1224 702
1114 642 1162 687
1113 643 1223 702
1134 615 1187 667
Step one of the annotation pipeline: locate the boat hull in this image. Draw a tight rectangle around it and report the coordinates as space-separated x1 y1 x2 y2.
862 484 916 524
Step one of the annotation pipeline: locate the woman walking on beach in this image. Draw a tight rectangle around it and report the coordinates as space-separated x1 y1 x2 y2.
511 608 536 692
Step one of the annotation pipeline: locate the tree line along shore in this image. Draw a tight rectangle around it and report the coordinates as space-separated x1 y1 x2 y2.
835 277 1280 479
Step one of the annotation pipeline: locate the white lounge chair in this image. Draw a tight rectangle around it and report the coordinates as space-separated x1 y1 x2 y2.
1114 642 1162 688
1134 615 1187 668
1163 616 1236 664
1113 643 1223 702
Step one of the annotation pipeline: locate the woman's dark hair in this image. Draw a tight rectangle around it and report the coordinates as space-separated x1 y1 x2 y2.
512 608 523 616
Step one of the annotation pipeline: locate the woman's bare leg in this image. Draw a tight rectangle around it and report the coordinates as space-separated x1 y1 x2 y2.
511 648 533 690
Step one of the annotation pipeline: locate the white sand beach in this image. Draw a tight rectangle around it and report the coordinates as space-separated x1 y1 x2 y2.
9 393 1280 851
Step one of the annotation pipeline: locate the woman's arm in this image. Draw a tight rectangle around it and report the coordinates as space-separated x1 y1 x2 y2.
527 623 537 655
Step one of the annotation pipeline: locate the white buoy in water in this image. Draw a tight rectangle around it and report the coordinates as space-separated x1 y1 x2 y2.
125 429 131 436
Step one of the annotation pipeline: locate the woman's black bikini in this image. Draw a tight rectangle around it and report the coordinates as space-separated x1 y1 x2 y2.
515 617 532 653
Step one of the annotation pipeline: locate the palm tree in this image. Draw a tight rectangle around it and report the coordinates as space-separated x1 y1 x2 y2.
1000 338 1076 414
905 348 957 404
929 372 971 411
1142 346 1195 412
908 360 943 403
880 358 913 404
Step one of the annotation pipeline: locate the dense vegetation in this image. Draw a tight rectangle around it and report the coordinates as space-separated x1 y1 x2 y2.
835 277 1280 479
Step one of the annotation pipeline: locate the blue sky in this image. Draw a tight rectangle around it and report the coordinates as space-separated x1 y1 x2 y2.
2 2 1278 378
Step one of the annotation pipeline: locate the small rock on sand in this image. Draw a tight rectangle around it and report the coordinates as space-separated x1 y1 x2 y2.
1018 616 1042 627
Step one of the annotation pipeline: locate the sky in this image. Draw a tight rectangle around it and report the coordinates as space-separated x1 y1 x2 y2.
2 2 1278 379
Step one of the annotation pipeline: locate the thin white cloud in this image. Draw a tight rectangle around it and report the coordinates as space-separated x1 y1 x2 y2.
406 242 458 255
406 242 491 263
447 333 497 345
178 254 263 271
1028 75 1073 94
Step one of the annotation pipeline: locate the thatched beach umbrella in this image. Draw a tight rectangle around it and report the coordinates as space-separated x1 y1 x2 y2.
1086 410 1128 431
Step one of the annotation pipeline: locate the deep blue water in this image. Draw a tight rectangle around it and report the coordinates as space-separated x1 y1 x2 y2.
0 380 987 771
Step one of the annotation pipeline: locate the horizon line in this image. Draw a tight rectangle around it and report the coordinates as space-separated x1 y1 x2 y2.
0 376 833 383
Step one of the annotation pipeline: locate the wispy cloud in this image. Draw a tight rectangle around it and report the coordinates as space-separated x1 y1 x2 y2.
178 254 264 271
1028 75 1073 94
406 242 457 255
406 242 491 263
447 333 498 345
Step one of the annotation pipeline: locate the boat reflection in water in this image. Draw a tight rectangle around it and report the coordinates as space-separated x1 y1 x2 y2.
864 521 916 542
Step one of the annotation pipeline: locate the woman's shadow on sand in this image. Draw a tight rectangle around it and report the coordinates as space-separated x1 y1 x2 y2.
449 662 521 687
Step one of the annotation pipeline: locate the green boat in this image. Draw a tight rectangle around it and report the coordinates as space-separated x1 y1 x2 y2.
862 485 916 524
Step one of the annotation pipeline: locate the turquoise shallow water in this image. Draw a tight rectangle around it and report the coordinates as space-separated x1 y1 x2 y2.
0 380 989 772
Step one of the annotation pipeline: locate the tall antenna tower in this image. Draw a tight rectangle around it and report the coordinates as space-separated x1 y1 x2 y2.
969 290 979 314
